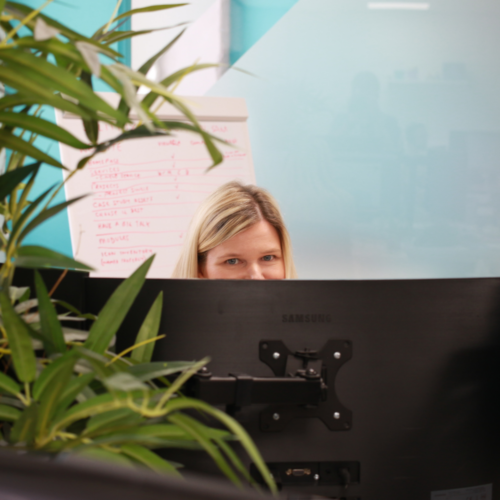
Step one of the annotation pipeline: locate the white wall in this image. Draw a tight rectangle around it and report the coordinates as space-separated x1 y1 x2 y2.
131 0 229 95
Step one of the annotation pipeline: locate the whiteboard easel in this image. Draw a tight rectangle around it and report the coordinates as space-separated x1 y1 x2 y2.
55 93 255 278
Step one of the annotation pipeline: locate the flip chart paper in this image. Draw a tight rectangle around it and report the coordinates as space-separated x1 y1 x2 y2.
56 94 255 278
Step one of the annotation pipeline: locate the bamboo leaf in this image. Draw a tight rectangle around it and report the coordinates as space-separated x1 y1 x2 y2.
33 16 59 41
103 372 148 392
128 361 197 382
118 29 185 118
53 300 97 321
0 162 39 201
0 112 92 150
36 353 76 437
0 291 37 383
0 130 64 169
168 412 242 486
75 42 101 78
33 352 75 401
0 49 128 125
53 373 94 417
34 270 66 354
5 2 122 58
10 402 38 444
120 444 181 475
165 398 278 493
73 447 136 467
12 38 124 96
0 404 22 422
142 63 219 107
84 255 154 355
111 4 187 24
15 245 93 271
139 29 185 78
130 292 162 363
52 389 163 431
0 371 22 397
0 92 96 121
75 347 121 381
17 194 87 245
7 183 55 253
84 408 141 436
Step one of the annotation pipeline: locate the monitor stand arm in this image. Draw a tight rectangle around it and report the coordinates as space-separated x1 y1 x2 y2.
186 339 352 432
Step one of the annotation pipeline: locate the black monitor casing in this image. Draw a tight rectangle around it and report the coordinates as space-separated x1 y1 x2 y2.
85 278 500 499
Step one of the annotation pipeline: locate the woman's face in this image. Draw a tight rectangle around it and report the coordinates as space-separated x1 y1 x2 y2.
198 220 285 280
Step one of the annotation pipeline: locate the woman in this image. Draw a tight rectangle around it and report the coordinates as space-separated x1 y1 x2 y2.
172 181 297 279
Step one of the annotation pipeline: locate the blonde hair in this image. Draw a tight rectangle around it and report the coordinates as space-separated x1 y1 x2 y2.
172 181 297 279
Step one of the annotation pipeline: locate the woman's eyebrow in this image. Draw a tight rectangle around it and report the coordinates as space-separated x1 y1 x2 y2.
263 247 281 254
217 253 243 260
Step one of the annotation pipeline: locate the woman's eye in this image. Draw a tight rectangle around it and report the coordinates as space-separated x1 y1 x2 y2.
226 258 239 265
262 255 274 262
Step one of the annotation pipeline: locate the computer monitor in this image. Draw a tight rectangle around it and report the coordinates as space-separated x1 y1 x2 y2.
85 278 500 499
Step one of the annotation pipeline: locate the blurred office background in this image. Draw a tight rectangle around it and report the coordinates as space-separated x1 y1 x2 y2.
17 0 500 279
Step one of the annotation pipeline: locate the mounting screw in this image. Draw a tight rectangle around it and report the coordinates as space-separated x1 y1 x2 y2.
333 412 340 419
273 352 280 360
334 352 341 359
314 474 320 481
272 413 280 421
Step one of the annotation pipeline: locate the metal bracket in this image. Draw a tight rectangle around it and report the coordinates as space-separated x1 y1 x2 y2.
259 339 352 432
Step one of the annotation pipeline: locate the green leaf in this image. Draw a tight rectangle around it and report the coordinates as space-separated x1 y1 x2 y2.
53 373 94 417
117 29 185 118
0 163 39 201
0 49 128 125
74 347 121 381
165 398 278 493
120 444 181 475
0 404 22 422
53 300 97 321
0 291 37 383
17 195 87 245
0 112 92 150
7 183 56 252
141 29 186 78
80 70 99 145
34 271 66 354
0 371 22 397
0 92 96 122
103 372 148 392
33 352 75 401
6 2 122 59
15 246 93 271
168 412 242 486
84 408 141 436
73 446 136 467
215 435 257 487
84 256 154 355
52 389 163 431
116 3 187 21
128 361 197 382
0 130 63 169
102 28 167 46
10 402 38 444
36 353 77 437
130 292 163 363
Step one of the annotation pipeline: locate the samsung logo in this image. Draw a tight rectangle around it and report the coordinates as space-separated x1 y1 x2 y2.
282 314 332 323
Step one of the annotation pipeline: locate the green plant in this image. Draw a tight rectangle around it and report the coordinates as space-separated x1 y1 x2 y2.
0 0 224 289
0 1 276 492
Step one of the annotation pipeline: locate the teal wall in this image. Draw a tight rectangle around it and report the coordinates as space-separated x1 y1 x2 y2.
16 0 130 257
230 0 299 64
210 0 500 279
